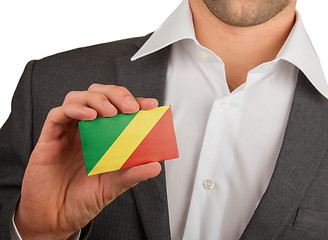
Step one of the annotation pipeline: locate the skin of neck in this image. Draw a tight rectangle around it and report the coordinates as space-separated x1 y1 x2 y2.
189 0 297 91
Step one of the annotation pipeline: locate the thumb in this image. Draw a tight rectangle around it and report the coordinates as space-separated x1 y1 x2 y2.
100 162 162 204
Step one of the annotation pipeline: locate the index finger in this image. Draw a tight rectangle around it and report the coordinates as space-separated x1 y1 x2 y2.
88 84 140 114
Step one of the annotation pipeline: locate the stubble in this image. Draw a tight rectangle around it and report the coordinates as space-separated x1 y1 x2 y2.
203 0 291 27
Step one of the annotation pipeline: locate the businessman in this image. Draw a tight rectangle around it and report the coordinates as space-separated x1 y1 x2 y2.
1 0 328 239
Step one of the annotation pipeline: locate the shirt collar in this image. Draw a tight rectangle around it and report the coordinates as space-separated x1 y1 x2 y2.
131 0 328 98
131 0 195 61
276 12 328 98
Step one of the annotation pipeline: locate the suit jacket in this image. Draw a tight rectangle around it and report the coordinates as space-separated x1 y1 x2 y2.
0 35 328 240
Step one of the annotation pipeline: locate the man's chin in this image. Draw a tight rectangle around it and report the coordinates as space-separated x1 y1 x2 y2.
203 0 292 27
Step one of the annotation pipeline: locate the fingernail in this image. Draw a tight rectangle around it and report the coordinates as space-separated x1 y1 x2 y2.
83 107 94 112
103 100 113 109
148 98 158 107
83 107 97 118
124 96 138 106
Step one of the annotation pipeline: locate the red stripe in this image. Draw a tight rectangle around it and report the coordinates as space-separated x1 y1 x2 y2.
120 107 179 169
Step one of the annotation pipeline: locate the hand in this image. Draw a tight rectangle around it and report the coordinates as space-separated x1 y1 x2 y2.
15 84 161 240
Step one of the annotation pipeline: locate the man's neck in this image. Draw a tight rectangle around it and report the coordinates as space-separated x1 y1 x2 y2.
189 0 296 91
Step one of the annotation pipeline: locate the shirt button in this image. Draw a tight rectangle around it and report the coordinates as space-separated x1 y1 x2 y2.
203 179 215 190
220 99 230 110
198 51 208 61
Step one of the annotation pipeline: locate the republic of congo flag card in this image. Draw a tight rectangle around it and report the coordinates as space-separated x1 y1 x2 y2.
79 105 179 176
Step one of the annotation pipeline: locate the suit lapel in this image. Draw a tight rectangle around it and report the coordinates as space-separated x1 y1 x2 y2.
116 39 171 239
116 35 169 106
240 71 328 240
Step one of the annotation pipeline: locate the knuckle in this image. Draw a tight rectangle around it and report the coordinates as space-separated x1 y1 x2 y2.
86 91 103 102
113 85 130 96
47 106 60 118
112 85 126 92
64 91 79 103
88 83 101 91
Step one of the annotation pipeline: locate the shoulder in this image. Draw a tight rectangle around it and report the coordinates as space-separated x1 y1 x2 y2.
28 34 151 96
33 34 151 72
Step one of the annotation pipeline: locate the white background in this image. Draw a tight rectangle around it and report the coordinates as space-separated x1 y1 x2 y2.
0 0 327 128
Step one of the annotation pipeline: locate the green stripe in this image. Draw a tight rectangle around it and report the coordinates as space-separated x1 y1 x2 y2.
79 112 138 174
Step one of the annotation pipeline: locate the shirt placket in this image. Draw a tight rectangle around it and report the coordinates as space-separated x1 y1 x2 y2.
183 48 246 239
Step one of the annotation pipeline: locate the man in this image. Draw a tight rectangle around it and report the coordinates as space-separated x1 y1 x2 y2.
1 0 327 239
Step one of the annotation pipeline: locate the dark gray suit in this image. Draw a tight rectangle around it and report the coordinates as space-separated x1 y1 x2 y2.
0 35 328 240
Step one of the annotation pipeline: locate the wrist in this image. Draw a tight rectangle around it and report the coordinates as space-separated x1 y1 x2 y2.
14 206 72 240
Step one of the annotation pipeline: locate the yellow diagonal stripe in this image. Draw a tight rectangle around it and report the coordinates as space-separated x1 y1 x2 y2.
88 106 170 175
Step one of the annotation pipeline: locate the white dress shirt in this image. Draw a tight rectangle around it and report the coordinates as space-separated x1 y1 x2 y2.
132 0 328 239
13 0 328 239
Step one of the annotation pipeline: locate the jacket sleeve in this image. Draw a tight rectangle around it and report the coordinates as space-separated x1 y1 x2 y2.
0 61 35 239
0 61 92 239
